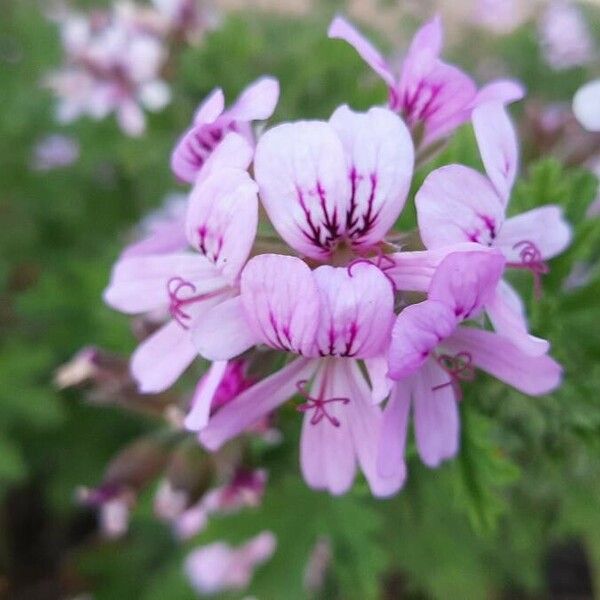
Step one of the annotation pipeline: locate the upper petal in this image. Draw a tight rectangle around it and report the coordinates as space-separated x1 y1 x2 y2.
186 167 258 281
416 164 506 249
388 299 457 380
225 76 280 122
254 121 349 260
313 262 395 358
428 249 506 321
472 101 518 203
496 205 572 261
193 88 225 126
327 16 396 87
472 79 525 107
400 15 443 86
240 254 321 356
444 327 562 396
329 105 414 248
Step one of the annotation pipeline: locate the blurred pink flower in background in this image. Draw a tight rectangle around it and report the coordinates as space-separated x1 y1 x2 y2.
30 134 79 171
573 79 600 132
538 1 595 70
185 531 276 595
470 0 532 35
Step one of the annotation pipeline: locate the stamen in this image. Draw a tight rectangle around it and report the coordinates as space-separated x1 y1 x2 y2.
432 351 475 400
166 276 223 329
347 246 397 291
506 240 549 300
295 379 350 428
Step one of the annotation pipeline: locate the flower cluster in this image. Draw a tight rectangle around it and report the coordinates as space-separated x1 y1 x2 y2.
104 16 570 498
46 0 212 136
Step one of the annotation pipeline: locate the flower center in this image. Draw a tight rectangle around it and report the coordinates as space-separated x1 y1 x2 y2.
506 240 549 299
295 379 350 427
432 351 475 399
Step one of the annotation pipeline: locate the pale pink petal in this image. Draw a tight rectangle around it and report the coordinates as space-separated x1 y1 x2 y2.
131 320 198 392
400 15 443 86
253 121 349 260
364 356 392 404
329 105 414 248
378 383 410 481
416 165 505 249
197 132 254 181
117 100 145 137
573 79 600 132
386 242 486 292
199 358 317 451
409 63 478 147
444 327 562 396
300 361 357 495
473 79 525 107
428 250 505 320
184 361 229 432
412 357 459 467
327 16 395 87
185 168 258 281
240 255 321 356
313 262 394 358
388 300 457 380
193 88 225 126
226 76 279 121
486 280 550 356
192 296 258 361
472 101 518 202
345 360 403 497
104 253 226 314
495 205 572 261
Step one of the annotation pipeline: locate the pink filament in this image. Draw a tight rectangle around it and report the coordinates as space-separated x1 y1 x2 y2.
347 247 397 291
506 240 549 300
167 276 221 329
432 351 475 400
295 379 350 428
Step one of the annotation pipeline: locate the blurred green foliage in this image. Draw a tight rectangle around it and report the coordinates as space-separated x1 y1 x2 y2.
2 0 600 598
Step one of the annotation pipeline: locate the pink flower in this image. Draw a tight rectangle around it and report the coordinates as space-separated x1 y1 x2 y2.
185 531 276 595
538 1 595 71
328 15 524 149
171 77 280 184
175 469 267 539
47 7 171 136
380 251 562 477
104 133 258 393
30 134 79 171
193 255 403 497
415 101 572 354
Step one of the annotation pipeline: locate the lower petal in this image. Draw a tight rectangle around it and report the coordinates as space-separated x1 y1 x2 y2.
412 358 460 468
486 280 549 356
131 320 198 393
378 383 410 482
199 358 317 451
184 361 229 432
444 327 562 396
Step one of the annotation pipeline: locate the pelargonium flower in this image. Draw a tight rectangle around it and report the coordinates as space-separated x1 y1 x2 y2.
104 133 257 392
171 77 279 184
415 101 571 354
185 531 276 595
193 255 404 497
47 6 171 136
328 15 524 150
379 251 562 478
